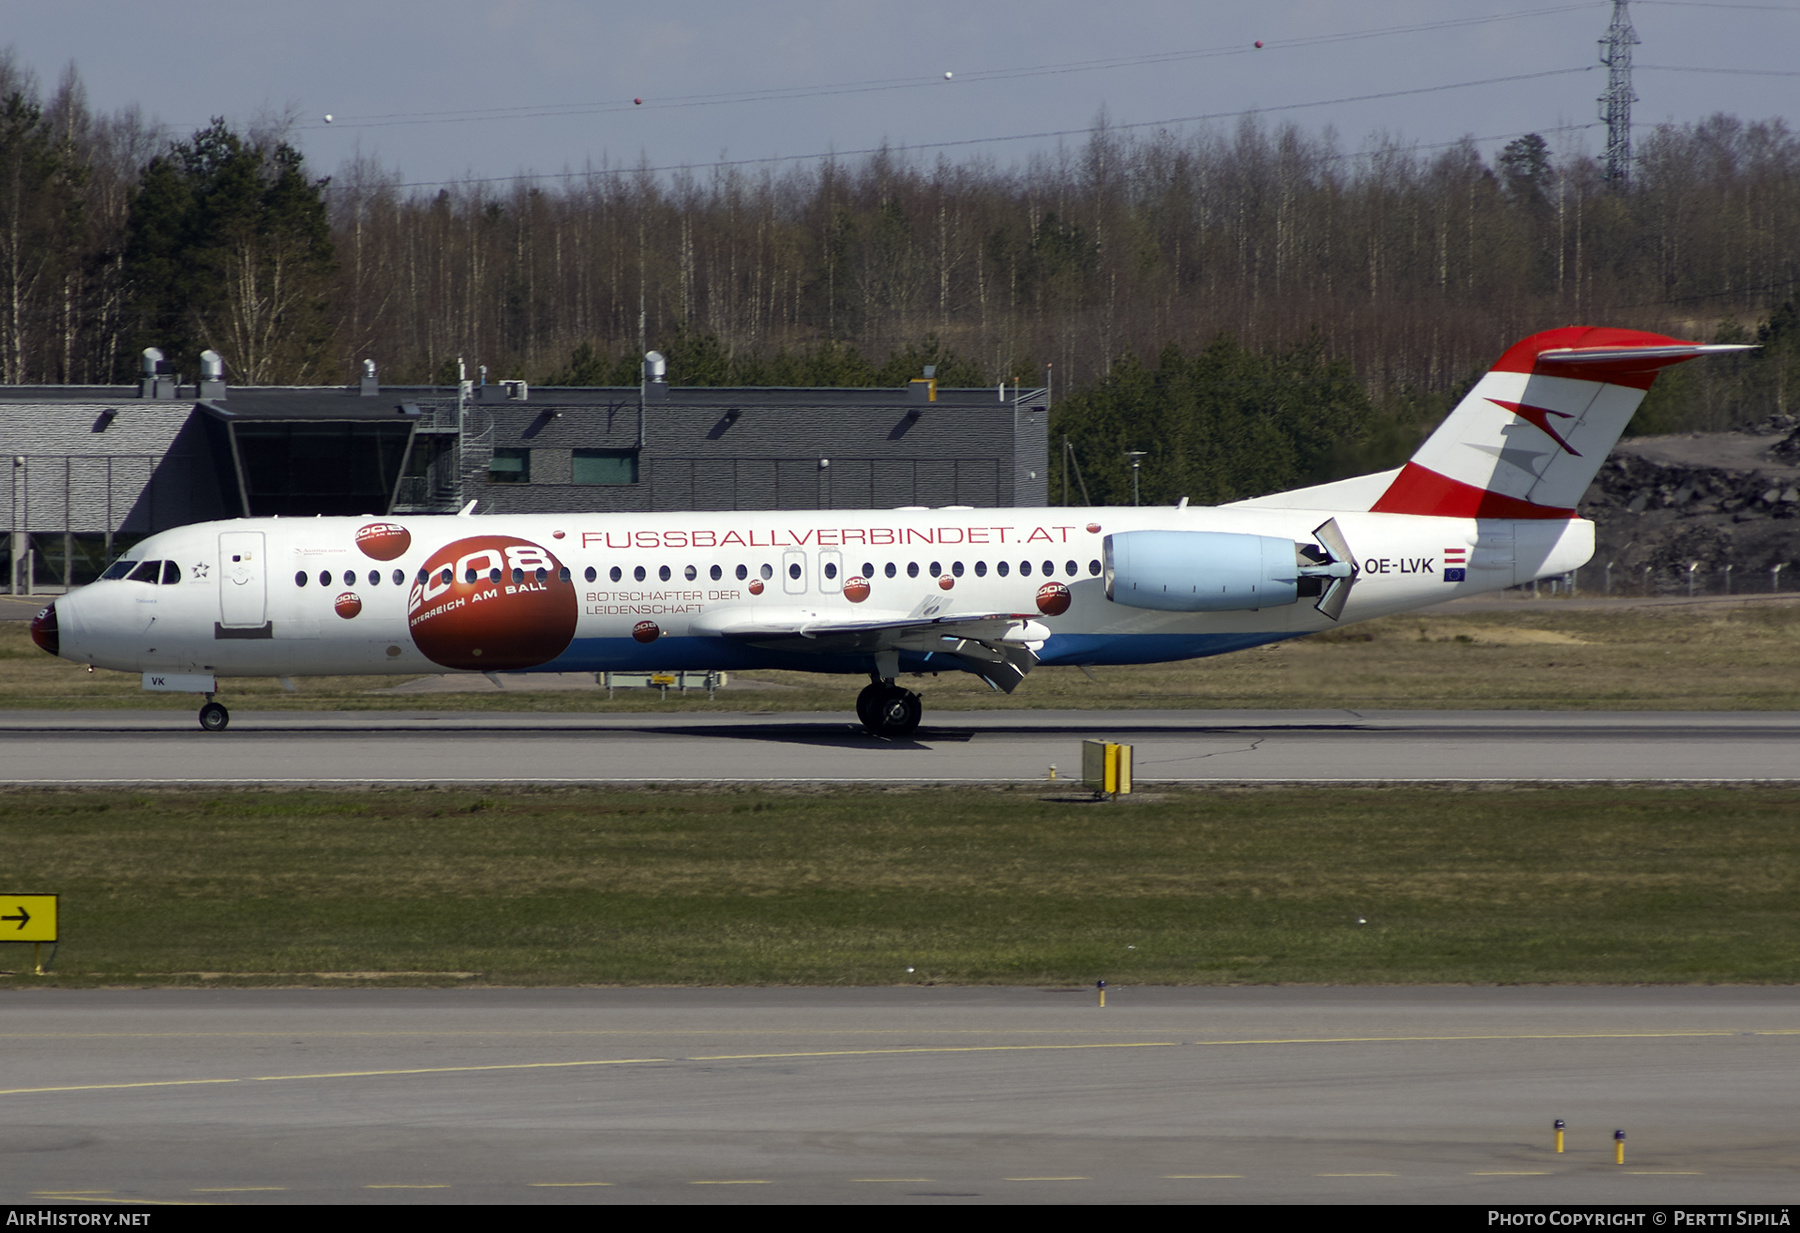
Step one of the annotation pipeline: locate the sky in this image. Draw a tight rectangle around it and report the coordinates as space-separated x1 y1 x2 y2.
7 1 1797 190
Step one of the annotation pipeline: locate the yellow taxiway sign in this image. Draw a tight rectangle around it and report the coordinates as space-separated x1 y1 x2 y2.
2 895 57 943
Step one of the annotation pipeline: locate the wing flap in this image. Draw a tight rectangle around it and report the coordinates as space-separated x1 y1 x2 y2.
689 604 1049 693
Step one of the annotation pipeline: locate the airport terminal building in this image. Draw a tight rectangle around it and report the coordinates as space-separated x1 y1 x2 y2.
1 357 1049 593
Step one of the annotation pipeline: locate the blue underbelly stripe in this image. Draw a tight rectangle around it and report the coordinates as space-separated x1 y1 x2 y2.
535 630 1302 675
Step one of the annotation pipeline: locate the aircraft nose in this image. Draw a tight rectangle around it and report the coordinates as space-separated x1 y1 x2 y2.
29 601 59 657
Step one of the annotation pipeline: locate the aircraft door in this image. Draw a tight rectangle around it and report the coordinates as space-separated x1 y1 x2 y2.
782 548 808 595
218 531 267 628
818 549 842 595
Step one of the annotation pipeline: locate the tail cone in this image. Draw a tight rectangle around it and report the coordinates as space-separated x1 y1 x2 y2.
29 602 58 657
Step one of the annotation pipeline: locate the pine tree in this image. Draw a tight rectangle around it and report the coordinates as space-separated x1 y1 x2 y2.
121 119 335 383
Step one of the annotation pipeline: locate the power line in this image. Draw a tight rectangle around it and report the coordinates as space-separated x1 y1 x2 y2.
382 67 1597 191
302 5 1596 134
1638 63 1800 74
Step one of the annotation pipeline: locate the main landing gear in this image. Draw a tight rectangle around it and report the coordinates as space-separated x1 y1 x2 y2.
856 675 922 738
198 698 230 732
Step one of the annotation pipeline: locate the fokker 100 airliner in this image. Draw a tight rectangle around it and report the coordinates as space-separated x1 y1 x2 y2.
29 328 1748 735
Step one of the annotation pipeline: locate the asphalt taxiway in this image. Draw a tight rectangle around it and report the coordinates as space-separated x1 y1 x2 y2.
2 987 1795 1206
0 707 1795 785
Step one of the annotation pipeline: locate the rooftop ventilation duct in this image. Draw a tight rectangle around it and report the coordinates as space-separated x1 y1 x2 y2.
139 347 178 399
198 350 226 400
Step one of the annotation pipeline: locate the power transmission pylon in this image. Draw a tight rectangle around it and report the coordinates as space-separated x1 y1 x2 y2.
1598 0 1639 185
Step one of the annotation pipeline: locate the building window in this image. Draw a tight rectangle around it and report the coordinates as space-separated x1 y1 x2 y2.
489 448 530 484
572 449 639 485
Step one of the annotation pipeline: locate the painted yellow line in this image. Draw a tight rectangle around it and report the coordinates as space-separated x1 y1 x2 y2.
2 1078 240 1096
1 1044 1163 1098
6 1029 1770 1102
34 1195 214 1206
248 1057 667 1082
691 1042 1178 1061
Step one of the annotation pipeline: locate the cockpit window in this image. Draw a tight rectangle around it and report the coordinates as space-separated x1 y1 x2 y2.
101 560 138 581
128 560 162 583
161 561 181 585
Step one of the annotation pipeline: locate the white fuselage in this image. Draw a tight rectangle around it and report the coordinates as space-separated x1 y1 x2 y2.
49 505 1592 681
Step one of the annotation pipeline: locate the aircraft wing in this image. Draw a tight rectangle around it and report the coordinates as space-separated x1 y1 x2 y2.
689 603 1051 692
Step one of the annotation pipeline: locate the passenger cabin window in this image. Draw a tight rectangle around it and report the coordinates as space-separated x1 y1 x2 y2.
295 570 308 587
585 567 597 583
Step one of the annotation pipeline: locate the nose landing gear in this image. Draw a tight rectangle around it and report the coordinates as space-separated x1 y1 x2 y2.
856 675 922 737
198 699 230 732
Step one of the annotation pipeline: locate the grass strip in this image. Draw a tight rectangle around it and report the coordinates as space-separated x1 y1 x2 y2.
2 784 1796 987
4 601 1800 712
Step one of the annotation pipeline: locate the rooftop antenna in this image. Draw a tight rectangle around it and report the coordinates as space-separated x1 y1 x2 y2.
1598 0 1639 186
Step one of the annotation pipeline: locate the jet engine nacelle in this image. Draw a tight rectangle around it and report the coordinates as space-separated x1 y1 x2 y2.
1104 530 1334 613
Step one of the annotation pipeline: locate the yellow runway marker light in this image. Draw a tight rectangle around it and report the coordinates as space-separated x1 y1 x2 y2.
1554 1117 1565 1153
1614 1129 1626 1165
